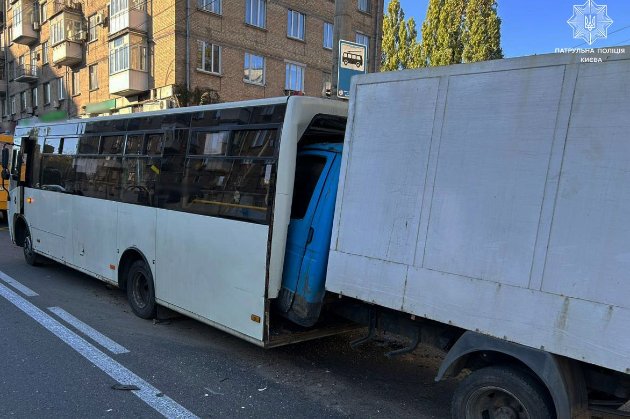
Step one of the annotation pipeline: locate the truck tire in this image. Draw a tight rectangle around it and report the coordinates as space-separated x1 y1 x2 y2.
451 365 555 419
23 229 41 266
126 260 157 319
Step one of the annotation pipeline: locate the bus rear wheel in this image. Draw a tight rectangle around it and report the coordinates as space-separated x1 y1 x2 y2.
451 365 555 419
126 260 157 319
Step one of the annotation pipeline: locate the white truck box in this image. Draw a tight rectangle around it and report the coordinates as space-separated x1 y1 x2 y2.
327 50 630 374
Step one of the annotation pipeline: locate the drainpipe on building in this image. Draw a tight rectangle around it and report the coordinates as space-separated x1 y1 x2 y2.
185 0 190 91
373 0 383 73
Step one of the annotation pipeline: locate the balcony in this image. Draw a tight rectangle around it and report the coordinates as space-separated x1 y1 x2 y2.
109 1 147 36
51 0 83 17
12 19 39 45
49 3 85 67
110 69 148 96
52 41 83 66
14 64 39 83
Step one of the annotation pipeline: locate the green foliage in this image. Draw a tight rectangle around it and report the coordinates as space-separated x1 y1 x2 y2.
173 85 221 107
419 0 503 67
381 0 422 71
462 0 503 63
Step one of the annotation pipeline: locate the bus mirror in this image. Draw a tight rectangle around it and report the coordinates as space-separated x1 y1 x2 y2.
1 147 7 170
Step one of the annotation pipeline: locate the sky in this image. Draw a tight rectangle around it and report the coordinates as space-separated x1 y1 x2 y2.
397 0 630 57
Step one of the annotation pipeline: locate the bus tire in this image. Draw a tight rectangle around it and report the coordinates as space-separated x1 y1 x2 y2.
23 229 41 266
451 365 555 419
126 260 157 319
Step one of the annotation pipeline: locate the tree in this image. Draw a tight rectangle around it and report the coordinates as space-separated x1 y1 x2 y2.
430 0 466 66
419 0 442 67
173 85 221 107
462 0 503 63
381 0 422 71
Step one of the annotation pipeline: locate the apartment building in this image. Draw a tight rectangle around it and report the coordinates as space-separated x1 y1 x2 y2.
0 0 384 130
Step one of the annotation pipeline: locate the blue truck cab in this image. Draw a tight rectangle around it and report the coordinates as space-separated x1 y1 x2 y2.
278 143 343 326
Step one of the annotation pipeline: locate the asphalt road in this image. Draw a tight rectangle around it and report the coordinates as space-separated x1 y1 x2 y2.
0 219 456 418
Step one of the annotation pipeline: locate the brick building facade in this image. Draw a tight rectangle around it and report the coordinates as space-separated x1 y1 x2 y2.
0 0 383 130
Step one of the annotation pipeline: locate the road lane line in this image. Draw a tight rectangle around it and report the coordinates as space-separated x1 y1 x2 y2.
0 271 39 297
48 307 130 355
0 282 198 419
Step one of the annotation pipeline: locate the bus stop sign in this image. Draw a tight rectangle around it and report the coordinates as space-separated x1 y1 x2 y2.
337 40 367 100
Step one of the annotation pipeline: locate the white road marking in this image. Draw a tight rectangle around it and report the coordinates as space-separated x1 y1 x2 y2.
48 307 130 355
0 282 198 419
0 270 39 297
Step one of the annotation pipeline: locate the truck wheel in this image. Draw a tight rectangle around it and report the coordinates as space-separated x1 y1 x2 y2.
451 365 555 419
126 260 157 319
23 229 41 266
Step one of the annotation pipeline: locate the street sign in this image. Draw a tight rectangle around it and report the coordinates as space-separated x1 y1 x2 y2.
337 40 367 100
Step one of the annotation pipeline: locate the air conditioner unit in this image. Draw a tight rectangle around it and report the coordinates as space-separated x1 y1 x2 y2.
95 13 104 25
75 30 87 41
142 99 176 112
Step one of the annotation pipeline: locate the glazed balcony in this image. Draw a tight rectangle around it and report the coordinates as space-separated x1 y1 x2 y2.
109 0 147 36
52 41 83 66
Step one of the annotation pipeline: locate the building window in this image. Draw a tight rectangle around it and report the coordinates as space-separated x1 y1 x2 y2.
43 83 51 104
109 34 147 74
40 1 48 22
13 5 22 26
245 0 266 28
198 0 221 14
8 26 13 45
356 32 369 49
10 96 16 115
31 87 38 109
358 0 370 13
1 99 6 117
88 14 98 42
285 62 305 92
42 42 49 65
244 52 264 85
20 91 27 112
72 70 80 95
89 64 98 90
196 41 221 74
58 77 65 100
287 10 305 40
323 22 333 49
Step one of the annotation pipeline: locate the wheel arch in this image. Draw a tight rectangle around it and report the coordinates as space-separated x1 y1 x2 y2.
13 215 29 247
118 247 152 291
436 331 588 419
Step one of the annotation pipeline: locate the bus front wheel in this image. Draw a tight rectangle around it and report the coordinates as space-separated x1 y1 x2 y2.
23 230 41 266
126 260 157 319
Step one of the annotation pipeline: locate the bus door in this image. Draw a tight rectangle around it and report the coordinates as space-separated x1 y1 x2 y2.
279 144 342 327
7 138 28 229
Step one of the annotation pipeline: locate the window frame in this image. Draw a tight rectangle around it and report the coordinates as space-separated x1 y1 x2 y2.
58 77 65 100
88 14 98 42
197 0 221 14
43 82 51 105
245 0 266 29
243 52 265 86
89 64 99 90
323 22 333 50
285 61 305 93
72 70 81 96
358 0 370 13
287 10 305 41
196 40 221 75
32 87 38 109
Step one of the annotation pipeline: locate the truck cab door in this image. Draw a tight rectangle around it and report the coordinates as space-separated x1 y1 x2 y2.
279 146 342 326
